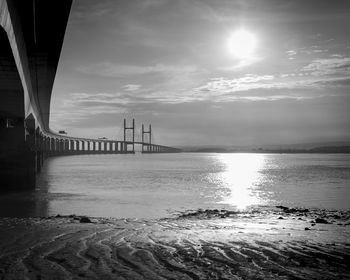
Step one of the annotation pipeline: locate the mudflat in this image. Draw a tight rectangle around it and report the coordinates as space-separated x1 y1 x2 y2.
0 207 349 279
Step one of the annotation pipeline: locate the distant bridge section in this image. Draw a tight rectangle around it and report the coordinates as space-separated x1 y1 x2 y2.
0 0 180 191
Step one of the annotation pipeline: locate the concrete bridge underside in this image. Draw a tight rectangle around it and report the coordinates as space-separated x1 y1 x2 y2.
0 0 180 191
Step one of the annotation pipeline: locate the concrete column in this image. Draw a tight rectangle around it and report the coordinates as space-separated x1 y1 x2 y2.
57 139 61 153
114 142 118 153
40 134 44 152
55 139 59 153
47 137 51 153
51 138 55 154
103 142 107 153
44 137 49 153
43 136 47 152
64 140 69 153
75 140 80 152
70 140 74 152
54 139 58 153
60 139 64 154
43 137 46 153
36 132 43 173
50 138 54 154
93 142 96 153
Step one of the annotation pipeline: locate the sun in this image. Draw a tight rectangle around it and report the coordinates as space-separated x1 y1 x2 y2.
227 29 257 59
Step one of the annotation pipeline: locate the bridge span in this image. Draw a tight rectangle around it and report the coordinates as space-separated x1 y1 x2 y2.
0 0 180 191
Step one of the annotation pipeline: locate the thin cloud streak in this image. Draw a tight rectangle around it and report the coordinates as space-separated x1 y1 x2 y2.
76 62 198 78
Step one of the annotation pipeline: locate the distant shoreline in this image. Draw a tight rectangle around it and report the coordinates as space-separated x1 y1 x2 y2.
183 145 350 154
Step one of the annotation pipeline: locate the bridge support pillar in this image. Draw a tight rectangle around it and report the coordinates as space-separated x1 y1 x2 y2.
70 140 74 153
45 137 50 155
55 139 59 154
75 140 80 153
50 138 54 155
64 140 69 154
59 139 64 154
48 138 51 154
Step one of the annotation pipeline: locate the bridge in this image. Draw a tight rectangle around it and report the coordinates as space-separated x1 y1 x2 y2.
48 118 180 156
0 0 180 191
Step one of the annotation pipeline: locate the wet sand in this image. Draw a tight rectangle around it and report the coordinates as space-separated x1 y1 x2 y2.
0 207 349 279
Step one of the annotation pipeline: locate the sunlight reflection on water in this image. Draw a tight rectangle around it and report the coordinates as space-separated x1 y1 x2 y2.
0 153 349 218
215 153 266 209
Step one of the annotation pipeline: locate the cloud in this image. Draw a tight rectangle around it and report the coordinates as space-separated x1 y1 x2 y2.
192 68 350 102
77 62 198 78
122 84 142 91
286 50 297 56
302 57 350 76
193 74 281 100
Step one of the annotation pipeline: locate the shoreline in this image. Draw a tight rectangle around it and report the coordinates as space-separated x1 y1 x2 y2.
1 207 349 279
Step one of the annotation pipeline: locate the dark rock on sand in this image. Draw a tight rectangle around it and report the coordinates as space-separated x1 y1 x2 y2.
80 216 92 223
315 218 329 224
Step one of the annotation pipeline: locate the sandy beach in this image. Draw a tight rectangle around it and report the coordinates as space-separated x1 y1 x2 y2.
0 207 349 279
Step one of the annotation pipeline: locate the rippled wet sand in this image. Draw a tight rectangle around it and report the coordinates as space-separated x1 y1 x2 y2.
0 207 349 279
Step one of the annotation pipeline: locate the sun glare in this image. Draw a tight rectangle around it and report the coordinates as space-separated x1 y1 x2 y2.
228 29 257 59
216 153 265 210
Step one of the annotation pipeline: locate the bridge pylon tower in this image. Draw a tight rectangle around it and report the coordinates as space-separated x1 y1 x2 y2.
141 124 152 153
123 118 135 153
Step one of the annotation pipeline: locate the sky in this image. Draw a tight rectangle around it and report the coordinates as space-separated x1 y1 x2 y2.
50 0 350 147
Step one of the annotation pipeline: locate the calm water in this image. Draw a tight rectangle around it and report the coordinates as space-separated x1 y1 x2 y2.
1 153 350 218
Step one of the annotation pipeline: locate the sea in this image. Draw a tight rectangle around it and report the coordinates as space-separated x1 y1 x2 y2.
1 153 349 218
